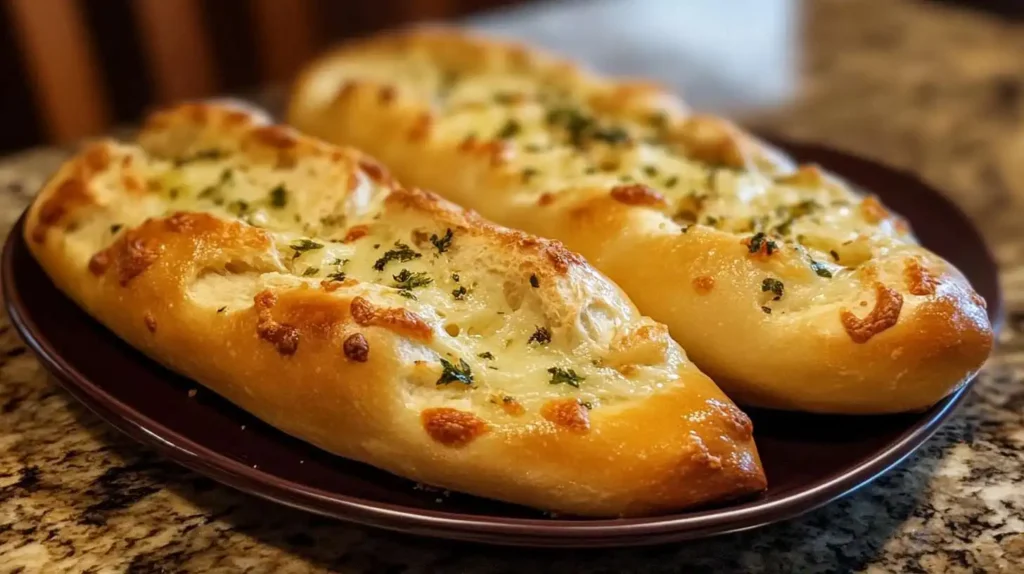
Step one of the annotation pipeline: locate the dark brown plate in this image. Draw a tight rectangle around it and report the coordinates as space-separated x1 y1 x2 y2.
2 138 1002 548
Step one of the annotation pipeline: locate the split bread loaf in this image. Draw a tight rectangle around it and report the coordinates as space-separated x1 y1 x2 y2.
288 28 994 414
24 103 766 517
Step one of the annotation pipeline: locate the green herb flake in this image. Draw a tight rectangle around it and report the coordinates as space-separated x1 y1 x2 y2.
430 229 453 254
643 165 659 178
830 250 840 262
762 278 785 300
398 290 417 300
529 274 539 288
173 149 224 166
521 167 539 183
579 400 594 410
761 306 772 314
810 260 834 278
747 232 779 255
373 241 421 270
217 306 227 313
302 267 320 277
478 352 495 360
392 269 433 290
451 273 460 282
528 326 552 345
269 184 288 208
548 367 585 388
664 176 679 188
496 119 521 139
452 286 468 300
109 224 122 234
326 271 347 282
289 239 324 259
437 358 473 386
590 126 629 145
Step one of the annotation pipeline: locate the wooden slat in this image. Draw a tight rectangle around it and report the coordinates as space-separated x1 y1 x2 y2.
252 0 321 84
401 0 456 22
5 0 110 143
132 0 217 103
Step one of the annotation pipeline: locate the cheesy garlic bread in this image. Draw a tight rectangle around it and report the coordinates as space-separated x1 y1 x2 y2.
288 29 993 414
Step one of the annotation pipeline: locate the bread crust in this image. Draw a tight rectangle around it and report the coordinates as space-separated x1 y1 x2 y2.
288 28 993 414
24 102 765 516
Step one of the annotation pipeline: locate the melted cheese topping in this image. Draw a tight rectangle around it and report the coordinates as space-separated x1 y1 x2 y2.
318 51 920 279
74 141 686 419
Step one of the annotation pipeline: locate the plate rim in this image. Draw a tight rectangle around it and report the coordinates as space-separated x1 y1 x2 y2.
1 137 1004 547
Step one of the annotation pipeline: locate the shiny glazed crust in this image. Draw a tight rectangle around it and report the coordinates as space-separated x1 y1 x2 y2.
287 28 993 414
23 103 765 517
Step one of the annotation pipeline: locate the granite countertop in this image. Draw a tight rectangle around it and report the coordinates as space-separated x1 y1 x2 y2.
2 0 1023 571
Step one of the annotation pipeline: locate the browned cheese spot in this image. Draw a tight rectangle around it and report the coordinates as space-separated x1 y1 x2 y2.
320 277 358 292
377 85 397 104
707 398 754 441
116 233 162 286
421 407 488 447
254 290 300 356
342 333 369 362
408 112 433 142
609 184 667 207
335 80 357 102
859 196 889 224
83 144 112 173
122 174 144 194
349 296 433 341
904 258 938 296
537 192 555 206
165 212 197 232
692 275 715 294
358 159 388 183
540 399 591 433
34 178 91 242
343 225 370 243
840 283 904 343
775 164 823 187
144 313 157 333
675 116 746 168
252 126 299 149
88 250 111 276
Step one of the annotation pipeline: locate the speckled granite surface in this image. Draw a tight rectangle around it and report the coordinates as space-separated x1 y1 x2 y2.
2 0 1024 572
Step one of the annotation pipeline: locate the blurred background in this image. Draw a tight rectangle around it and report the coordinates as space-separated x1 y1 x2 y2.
0 0 1021 154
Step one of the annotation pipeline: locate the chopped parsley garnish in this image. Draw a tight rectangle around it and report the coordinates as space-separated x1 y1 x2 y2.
373 241 421 270
451 273 460 282
761 306 772 314
269 184 288 208
747 232 779 255
109 224 122 233
774 218 794 236
579 400 594 410
521 167 539 182
398 290 417 300
452 286 468 300
430 229 453 254
392 269 433 290
503 395 516 403
648 111 668 129
762 278 785 300
217 306 227 313
704 216 720 226
664 176 679 188
830 250 840 262
326 271 347 282
680 225 690 234
810 260 834 278
437 358 473 386
643 165 659 178
227 199 250 216
528 326 552 345
590 126 629 145
289 239 324 259
529 274 539 288
548 367 584 388
302 267 319 277
477 352 495 360
496 119 521 139
789 199 821 218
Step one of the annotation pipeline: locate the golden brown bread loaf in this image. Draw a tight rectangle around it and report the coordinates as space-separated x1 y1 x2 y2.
24 102 766 517
287 28 994 414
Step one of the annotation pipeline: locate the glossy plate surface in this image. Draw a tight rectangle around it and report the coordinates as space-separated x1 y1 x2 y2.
2 138 1002 547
